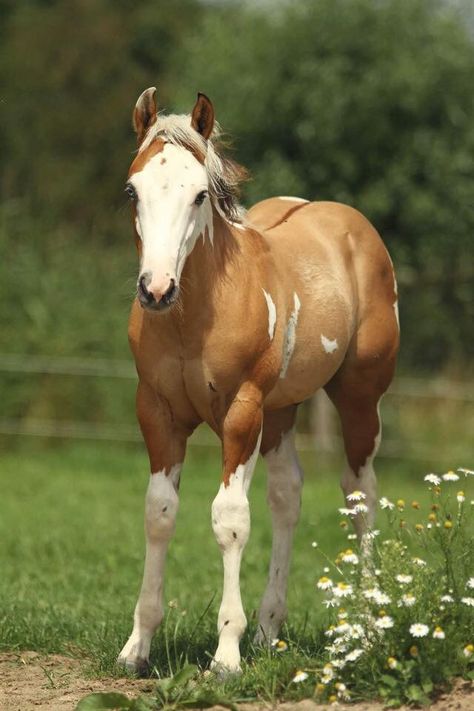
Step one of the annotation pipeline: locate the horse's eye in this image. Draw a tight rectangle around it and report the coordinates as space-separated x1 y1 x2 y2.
194 190 208 206
125 183 137 201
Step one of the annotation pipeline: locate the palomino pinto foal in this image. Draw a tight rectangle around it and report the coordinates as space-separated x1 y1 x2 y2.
118 88 399 674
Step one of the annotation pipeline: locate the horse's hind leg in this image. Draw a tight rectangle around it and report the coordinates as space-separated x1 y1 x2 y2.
255 405 303 644
325 337 397 543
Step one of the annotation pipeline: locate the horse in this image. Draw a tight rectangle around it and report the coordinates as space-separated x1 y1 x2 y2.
117 88 399 675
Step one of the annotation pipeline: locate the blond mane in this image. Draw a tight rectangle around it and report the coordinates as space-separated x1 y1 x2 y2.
140 113 247 223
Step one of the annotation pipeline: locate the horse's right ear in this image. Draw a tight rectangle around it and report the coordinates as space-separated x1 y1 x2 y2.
133 87 157 144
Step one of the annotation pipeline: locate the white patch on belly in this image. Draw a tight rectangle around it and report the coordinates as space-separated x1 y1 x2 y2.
277 196 309 203
321 334 338 353
280 292 301 378
262 289 277 340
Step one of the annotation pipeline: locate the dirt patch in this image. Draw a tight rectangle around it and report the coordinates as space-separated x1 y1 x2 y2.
0 652 473 711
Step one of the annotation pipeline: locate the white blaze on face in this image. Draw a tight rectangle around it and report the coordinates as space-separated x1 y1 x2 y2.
262 289 276 340
321 334 338 353
280 292 301 378
130 143 212 291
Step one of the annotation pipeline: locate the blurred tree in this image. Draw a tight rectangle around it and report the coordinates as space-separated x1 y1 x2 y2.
0 0 472 385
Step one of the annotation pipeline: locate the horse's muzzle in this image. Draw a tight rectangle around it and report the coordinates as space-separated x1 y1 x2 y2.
137 274 178 311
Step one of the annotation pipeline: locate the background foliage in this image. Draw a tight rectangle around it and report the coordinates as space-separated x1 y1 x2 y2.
1 0 473 425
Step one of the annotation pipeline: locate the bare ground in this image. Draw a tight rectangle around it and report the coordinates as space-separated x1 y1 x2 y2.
0 652 473 711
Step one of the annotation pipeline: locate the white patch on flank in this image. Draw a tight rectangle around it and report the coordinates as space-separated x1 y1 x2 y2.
118 464 182 671
256 428 303 643
277 196 309 203
211 430 262 671
321 334 338 353
280 293 301 378
262 289 277 340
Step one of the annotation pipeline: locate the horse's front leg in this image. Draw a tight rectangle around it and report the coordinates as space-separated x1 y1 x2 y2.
118 383 189 674
211 383 263 673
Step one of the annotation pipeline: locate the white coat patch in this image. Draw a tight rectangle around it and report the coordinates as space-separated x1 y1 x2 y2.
262 289 276 340
277 196 309 203
321 334 338 354
280 292 301 378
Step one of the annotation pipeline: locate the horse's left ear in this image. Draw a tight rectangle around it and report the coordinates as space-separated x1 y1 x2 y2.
133 87 158 144
191 93 215 140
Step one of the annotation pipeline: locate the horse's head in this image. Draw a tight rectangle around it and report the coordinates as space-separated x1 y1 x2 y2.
127 88 216 312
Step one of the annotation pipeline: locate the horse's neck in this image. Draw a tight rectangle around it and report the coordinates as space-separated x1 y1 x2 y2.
179 212 241 316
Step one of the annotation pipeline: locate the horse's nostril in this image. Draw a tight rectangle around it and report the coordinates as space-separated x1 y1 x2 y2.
161 278 178 306
138 274 155 303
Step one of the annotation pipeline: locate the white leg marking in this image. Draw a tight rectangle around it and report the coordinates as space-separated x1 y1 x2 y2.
280 292 301 378
341 403 381 550
211 431 262 672
255 429 303 644
277 196 309 203
321 334 338 353
118 464 181 671
262 289 277 340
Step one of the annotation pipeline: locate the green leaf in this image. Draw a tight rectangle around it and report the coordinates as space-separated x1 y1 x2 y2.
380 674 398 688
169 664 199 689
407 684 422 701
75 692 132 710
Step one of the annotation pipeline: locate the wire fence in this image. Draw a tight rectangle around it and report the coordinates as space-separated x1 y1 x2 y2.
1 353 472 463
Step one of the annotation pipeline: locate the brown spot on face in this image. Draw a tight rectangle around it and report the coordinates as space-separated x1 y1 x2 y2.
224 620 230 626
129 139 165 176
160 157 167 165
232 531 237 539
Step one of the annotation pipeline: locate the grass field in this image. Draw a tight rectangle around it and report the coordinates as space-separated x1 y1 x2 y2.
2 437 462 692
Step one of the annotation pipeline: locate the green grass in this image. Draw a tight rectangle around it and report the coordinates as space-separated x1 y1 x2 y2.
0 439 451 683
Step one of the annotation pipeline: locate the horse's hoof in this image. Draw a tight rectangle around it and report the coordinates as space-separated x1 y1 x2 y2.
117 654 150 677
210 658 242 678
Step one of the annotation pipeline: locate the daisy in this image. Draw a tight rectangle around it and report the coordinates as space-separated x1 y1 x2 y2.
323 598 338 608
461 597 474 607
412 557 427 567
410 623 429 638
464 644 474 658
467 578 474 589
433 626 445 639
401 593 416 607
373 591 392 605
379 496 395 510
271 639 288 652
457 491 465 503
396 574 413 584
424 473 441 485
338 507 356 516
347 490 366 501
311 541 318 548
345 648 363 662
375 615 394 629
317 576 333 590
292 670 308 683
354 503 369 514
333 582 353 598
387 656 398 669
458 468 474 476
341 549 359 565
442 471 459 482
440 594 453 603
322 663 334 680
347 533 357 540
